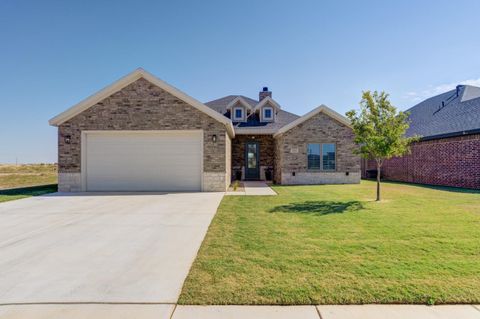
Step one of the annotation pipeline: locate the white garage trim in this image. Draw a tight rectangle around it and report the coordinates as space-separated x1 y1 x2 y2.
80 130 204 192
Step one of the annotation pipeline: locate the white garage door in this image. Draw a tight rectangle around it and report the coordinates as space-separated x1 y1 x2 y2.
84 131 203 191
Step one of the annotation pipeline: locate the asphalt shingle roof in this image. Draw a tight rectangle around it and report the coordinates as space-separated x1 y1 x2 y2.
405 85 480 139
204 95 300 133
205 95 258 113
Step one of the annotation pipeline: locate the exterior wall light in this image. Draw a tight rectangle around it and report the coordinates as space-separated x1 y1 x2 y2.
212 134 217 143
64 135 71 144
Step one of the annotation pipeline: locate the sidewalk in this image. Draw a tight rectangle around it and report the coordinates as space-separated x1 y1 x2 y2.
1 304 479 318
225 181 277 196
170 305 480 319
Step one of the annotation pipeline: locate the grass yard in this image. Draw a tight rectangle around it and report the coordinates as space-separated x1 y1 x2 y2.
179 180 480 305
0 164 57 189
0 184 58 203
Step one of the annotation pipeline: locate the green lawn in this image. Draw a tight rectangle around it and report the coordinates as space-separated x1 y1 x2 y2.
179 180 480 305
0 184 58 203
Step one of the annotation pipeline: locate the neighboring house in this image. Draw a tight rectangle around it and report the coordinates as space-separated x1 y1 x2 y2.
50 68 360 192
362 85 480 189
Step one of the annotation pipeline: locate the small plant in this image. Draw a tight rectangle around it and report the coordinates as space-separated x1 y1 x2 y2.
264 167 272 181
235 170 242 181
233 180 239 191
426 296 436 306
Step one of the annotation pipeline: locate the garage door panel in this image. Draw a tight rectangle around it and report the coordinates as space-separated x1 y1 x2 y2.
84 131 202 191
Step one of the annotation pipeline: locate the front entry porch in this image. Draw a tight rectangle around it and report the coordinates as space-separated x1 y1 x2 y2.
231 134 275 182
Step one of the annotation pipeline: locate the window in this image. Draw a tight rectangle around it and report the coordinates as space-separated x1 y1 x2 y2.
307 143 336 170
263 107 273 121
322 143 336 170
307 144 321 169
233 107 244 121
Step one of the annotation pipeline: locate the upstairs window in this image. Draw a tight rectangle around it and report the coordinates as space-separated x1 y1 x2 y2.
233 107 244 121
263 107 273 121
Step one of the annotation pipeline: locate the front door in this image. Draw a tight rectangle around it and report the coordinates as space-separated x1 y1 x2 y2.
245 141 260 180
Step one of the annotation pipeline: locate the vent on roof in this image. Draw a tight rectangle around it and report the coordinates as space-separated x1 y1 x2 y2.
435 101 446 115
456 85 462 97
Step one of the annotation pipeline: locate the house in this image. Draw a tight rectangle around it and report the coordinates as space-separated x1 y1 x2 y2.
49 68 360 192
362 84 480 189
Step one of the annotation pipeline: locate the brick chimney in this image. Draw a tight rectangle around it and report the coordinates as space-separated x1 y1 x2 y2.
259 87 272 101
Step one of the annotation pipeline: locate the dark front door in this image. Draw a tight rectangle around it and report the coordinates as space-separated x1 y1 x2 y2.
245 141 260 180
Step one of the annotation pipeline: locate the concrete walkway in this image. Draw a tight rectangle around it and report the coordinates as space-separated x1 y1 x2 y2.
2 304 479 318
226 181 277 196
169 305 480 318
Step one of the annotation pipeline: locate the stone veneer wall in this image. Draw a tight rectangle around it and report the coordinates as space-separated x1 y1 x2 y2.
231 134 275 180
273 137 283 184
58 78 229 192
275 112 360 185
225 133 232 188
362 134 480 189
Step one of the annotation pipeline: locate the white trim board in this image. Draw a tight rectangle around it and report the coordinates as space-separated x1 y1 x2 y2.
273 105 351 138
49 68 235 137
254 96 282 111
226 96 254 110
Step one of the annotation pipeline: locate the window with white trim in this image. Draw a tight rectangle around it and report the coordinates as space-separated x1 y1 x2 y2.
233 107 244 121
263 107 273 121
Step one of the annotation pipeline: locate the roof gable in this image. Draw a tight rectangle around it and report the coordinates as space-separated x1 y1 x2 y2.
49 68 234 137
226 96 253 110
461 85 480 102
254 96 282 111
273 105 351 137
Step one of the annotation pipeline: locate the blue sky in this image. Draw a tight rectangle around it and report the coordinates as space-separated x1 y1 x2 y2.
1 0 479 163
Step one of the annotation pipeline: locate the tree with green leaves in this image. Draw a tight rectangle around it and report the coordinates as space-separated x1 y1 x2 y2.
346 91 419 201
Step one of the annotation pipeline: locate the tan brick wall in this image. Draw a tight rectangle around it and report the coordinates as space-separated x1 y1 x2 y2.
57 77 229 191
275 112 360 184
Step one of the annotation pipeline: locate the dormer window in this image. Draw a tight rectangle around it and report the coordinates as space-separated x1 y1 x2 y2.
264 107 272 119
233 106 245 121
262 106 274 122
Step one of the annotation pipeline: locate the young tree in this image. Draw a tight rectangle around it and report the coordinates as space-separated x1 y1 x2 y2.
346 91 419 201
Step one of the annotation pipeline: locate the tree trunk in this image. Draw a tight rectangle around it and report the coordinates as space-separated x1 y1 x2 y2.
376 161 381 201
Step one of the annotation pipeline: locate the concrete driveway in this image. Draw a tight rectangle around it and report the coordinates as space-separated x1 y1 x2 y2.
0 192 223 306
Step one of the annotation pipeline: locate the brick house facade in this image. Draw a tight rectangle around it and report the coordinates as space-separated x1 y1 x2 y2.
274 112 360 184
50 68 360 192
361 84 480 190
362 134 480 189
